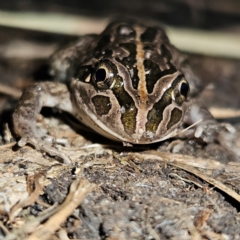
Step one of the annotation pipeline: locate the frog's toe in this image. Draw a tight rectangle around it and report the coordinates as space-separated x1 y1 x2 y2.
17 136 45 149
40 143 72 164
17 137 28 147
194 120 235 143
221 123 235 134
18 136 40 149
17 136 72 164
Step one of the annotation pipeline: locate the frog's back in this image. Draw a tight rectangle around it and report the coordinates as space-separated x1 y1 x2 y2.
50 20 177 82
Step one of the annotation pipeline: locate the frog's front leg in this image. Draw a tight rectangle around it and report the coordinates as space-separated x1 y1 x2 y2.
13 82 74 164
184 100 235 143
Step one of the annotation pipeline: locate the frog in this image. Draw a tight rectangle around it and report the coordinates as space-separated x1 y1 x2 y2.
12 19 233 164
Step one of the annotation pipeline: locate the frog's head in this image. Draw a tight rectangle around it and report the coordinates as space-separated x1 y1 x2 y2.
72 21 190 144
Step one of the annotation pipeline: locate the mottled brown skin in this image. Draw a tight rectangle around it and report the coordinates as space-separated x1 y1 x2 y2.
13 82 73 163
13 20 233 163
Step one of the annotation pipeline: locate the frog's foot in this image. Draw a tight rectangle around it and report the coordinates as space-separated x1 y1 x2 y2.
194 120 235 143
17 136 72 164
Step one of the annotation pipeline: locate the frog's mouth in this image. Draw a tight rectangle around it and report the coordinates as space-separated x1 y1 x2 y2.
71 75 187 144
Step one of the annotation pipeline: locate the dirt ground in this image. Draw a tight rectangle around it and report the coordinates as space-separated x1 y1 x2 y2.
1 15 240 239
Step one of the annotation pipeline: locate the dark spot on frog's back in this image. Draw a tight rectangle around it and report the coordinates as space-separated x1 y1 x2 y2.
146 88 172 132
141 27 158 42
110 75 137 135
94 35 111 58
167 108 182 130
119 43 136 57
116 43 139 89
91 95 112 116
144 59 176 94
144 59 161 94
160 44 172 60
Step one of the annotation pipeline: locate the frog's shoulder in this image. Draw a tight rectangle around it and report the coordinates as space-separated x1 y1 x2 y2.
50 34 98 82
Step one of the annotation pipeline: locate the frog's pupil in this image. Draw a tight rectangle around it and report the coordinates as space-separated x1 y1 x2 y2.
95 68 106 82
180 82 189 97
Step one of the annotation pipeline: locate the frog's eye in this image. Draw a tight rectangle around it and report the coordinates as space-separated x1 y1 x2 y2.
172 78 189 105
179 81 189 98
95 68 107 82
93 61 116 90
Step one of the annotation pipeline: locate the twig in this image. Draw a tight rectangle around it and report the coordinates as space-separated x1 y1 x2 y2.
209 107 240 119
9 173 45 221
168 173 203 188
0 142 16 149
0 83 22 98
5 177 95 240
0 11 107 35
26 178 95 240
